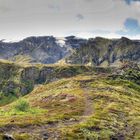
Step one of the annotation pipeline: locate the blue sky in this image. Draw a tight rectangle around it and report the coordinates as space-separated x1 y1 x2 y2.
0 0 140 41
125 0 140 5
117 18 140 36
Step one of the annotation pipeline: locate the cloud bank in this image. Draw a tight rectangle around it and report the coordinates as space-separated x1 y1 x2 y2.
0 0 140 40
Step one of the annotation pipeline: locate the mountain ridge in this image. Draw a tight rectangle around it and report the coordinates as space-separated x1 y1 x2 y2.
0 42 140 139
0 36 140 66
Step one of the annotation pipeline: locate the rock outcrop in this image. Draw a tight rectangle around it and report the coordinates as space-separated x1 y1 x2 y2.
0 61 91 103
0 36 86 64
66 37 140 66
1 36 140 66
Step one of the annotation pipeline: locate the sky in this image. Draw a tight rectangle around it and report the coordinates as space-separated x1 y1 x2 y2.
0 0 140 41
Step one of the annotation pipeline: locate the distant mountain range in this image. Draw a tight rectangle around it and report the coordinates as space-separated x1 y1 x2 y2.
0 36 140 66
0 36 140 139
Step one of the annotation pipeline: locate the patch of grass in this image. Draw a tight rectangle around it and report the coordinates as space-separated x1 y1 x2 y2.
106 79 140 93
0 99 45 116
0 133 33 140
13 133 33 140
0 71 140 139
0 93 18 106
14 99 30 112
59 75 140 139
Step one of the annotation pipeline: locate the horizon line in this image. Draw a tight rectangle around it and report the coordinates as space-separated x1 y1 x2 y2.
1 35 140 43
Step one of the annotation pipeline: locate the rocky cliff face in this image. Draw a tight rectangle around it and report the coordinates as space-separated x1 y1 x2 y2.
66 37 140 66
0 36 140 66
0 61 92 105
0 36 86 64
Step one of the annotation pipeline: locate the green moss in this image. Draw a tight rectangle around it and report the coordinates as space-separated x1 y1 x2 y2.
0 99 45 116
0 60 140 139
13 133 33 140
14 99 30 112
0 92 18 106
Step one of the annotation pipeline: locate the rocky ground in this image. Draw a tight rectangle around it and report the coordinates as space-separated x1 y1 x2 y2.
0 61 140 139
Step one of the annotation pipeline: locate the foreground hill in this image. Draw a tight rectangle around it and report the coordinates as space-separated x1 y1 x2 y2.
0 61 140 139
0 36 140 66
0 60 92 106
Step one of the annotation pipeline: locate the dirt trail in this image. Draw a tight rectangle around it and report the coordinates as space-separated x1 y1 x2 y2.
78 88 94 123
0 88 94 139
83 89 94 116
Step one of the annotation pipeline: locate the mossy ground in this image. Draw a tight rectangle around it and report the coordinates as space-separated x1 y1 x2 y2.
0 65 140 139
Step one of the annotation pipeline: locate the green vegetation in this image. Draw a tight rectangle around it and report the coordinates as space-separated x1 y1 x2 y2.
0 99 45 118
59 77 140 139
0 60 94 106
14 99 30 112
10 55 32 64
0 60 140 139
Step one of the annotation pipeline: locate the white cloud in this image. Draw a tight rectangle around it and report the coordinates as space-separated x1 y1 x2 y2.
0 0 140 40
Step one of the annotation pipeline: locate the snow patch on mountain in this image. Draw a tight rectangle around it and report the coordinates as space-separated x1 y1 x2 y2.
56 37 66 47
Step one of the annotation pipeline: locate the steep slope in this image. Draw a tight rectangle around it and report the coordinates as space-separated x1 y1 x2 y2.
0 60 93 106
0 36 86 64
66 37 140 66
1 36 140 66
0 67 140 139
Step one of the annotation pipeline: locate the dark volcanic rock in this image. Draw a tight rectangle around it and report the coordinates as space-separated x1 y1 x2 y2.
3 134 15 140
0 36 140 66
0 36 86 64
66 37 140 66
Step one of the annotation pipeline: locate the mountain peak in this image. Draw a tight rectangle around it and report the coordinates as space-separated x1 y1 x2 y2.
0 36 139 66
120 36 130 41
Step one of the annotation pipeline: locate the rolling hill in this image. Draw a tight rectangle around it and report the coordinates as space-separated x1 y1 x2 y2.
0 36 140 139
0 60 139 139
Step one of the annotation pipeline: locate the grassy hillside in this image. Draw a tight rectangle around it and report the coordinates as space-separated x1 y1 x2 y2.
0 64 140 139
0 60 95 106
